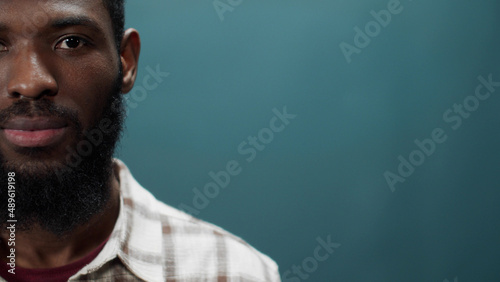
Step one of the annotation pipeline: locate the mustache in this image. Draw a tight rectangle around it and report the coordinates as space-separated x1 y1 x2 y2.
0 99 80 129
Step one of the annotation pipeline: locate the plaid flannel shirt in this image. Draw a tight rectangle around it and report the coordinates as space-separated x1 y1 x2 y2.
63 159 280 282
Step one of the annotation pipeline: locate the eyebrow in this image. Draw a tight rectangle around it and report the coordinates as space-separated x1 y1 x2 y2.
50 16 102 33
0 16 103 36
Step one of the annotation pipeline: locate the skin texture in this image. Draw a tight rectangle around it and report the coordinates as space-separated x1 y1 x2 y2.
0 0 140 268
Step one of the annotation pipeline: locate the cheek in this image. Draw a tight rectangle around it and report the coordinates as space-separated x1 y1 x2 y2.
0 71 8 109
55 59 120 129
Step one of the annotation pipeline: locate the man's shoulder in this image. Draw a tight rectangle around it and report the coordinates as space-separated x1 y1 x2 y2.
116 160 281 281
157 201 280 280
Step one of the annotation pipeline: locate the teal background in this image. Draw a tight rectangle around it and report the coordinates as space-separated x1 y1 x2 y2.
117 1 500 281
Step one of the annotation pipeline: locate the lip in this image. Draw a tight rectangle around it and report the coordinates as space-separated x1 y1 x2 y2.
2 117 68 148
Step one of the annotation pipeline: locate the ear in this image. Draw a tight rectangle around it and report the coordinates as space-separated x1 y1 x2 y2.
120 28 141 94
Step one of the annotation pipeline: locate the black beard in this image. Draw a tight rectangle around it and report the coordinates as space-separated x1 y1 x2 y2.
0 74 125 237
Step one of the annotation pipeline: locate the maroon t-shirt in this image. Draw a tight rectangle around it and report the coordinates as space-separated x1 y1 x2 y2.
0 238 108 282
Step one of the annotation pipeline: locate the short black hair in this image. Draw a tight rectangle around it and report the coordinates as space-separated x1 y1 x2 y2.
102 0 125 51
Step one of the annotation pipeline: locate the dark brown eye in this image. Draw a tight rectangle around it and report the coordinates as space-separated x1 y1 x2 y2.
57 37 85 49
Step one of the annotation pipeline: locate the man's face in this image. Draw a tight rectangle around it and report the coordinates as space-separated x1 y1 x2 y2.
0 0 129 235
0 0 120 170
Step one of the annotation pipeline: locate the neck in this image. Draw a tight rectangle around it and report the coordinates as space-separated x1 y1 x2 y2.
0 165 121 269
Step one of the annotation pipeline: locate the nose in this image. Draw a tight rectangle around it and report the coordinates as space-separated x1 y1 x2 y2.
7 48 58 100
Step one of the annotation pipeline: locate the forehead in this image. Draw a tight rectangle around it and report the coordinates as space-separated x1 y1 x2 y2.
0 0 111 35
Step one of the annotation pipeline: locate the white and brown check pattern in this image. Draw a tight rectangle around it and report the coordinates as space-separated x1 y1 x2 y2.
68 159 281 282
